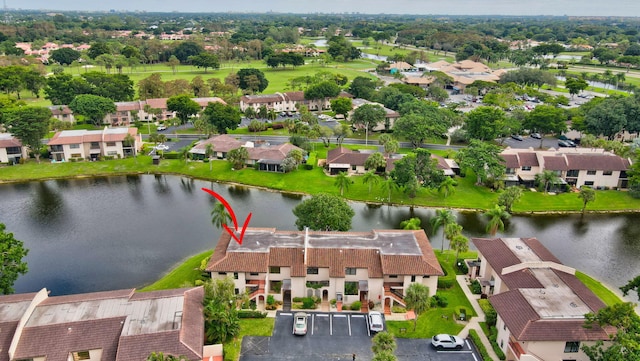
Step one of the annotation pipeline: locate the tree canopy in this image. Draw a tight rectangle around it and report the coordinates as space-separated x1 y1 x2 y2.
237 68 269 93
202 101 241 134
456 140 505 185
351 104 386 132
0 223 29 295
188 53 220 73
166 94 200 124
69 94 116 126
292 193 355 231
4 106 51 162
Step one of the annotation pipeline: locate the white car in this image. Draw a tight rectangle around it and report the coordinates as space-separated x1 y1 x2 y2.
293 312 308 335
155 144 169 151
432 334 465 350
157 125 167 131
368 311 384 333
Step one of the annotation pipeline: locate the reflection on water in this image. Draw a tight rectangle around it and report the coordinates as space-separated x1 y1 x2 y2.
0 175 638 301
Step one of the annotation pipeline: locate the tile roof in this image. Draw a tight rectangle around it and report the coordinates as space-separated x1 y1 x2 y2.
490 290 609 342
48 128 137 146
190 135 244 155
326 147 370 166
0 133 22 148
566 154 629 171
207 229 443 278
249 143 301 163
542 155 569 171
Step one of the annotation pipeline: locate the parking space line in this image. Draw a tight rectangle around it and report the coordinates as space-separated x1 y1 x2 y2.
366 315 370 336
280 312 292 316
330 313 333 335
347 314 352 336
351 315 364 318
311 314 315 336
465 339 471 349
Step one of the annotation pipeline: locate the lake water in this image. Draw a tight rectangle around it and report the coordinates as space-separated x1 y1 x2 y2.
0 175 638 301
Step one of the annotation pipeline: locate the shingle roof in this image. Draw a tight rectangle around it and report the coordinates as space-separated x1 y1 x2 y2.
326 147 370 166
542 155 569 171
190 135 244 154
566 154 629 171
207 229 443 278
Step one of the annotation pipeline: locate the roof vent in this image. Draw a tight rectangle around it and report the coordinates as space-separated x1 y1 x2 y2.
553 284 559 288
570 302 578 308
515 245 523 250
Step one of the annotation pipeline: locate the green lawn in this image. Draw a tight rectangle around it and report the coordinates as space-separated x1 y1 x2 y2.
575 271 624 306
224 318 275 361
139 250 211 291
3 156 640 213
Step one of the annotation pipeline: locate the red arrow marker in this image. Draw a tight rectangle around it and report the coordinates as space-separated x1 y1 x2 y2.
202 187 252 245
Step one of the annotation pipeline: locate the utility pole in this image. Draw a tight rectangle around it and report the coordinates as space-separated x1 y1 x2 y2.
3 0 9 24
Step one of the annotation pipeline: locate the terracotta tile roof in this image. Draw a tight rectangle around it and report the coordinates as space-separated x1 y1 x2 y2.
518 153 539 167
115 101 143 112
542 155 569 171
47 128 137 146
0 134 22 148
501 153 519 168
490 290 609 342
190 135 244 154
41 288 135 305
326 147 370 166
0 321 18 361
145 98 168 109
192 97 227 106
14 317 126 361
566 154 629 171
248 143 301 163
207 229 442 278
48 105 73 115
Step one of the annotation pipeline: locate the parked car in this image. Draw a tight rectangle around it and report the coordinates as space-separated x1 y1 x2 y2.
155 144 169 151
368 311 384 333
558 140 576 148
530 133 542 139
511 134 524 141
293 312 308 335
431 334 465 350
156 125 167 131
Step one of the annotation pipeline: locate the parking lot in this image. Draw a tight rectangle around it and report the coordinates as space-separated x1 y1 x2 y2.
239 311 480 361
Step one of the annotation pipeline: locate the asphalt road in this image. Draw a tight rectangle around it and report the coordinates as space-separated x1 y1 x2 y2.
239 311 479 361
500 135 569 149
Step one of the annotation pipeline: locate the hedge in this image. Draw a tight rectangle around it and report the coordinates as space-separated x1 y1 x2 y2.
238 310 267 318
468 329 493 361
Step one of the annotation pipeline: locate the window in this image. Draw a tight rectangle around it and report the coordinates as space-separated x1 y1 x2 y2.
106 142 116 147
344 281 358 295
70 143 80 149
218 272 227 275
567 170 579 177
6 146 20 155
564 341 580 353
389 275 398 279
351 165 356 171
603 171 613 176
620 171 628 179
345 267 357 275
269 266 280 274
587 170 596 175
307 267 319 275
73 351 91 361
584 181 594 186
521 166 531 171
411 275 416 282
233 272 238 280
249 272 259 276
90 142 100 149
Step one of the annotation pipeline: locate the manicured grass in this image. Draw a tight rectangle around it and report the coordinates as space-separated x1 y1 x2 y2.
386 308 465 338
224 318 275 361
575 271 624 307
139 250 212 291
3 156 640 213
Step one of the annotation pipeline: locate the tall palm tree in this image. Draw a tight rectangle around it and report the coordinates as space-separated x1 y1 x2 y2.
362 171 380 193
616 72 626 90
334 171 351 196
205 143 214 171
578 186 596 214
380 177 398 206
484 205 510 236
450 233 469 261
431 209 456 253
438 177 457 199
211 202 232 230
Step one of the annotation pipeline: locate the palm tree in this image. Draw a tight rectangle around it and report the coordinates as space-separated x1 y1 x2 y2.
450 233 469 261
438 177 457 199
536 170 560 193
371 332 397 354
484 205 510 236
380 177 398 206
179 147 190 164
616 72 626 90
334 171 351 196
431 209 456 253
578 186 596 214
362 171 380 193
211 202 232 230
205 143 214 171
444 222 463 252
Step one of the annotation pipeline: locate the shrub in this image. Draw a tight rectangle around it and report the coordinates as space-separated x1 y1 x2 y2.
456 259 469 274
248 120 267 132
330 299 337 306
303 164 313 170
238 310 267 318
468 330 493 361
292 297 304 302
271 281 282 293
272 122 285 129
163 152 180 159
302 297 316 309
479 299 497 327
350 301 362 310
267 295 275 306
391 306 406 313
431 294 449 308
470 279 482 294
437 278 455 289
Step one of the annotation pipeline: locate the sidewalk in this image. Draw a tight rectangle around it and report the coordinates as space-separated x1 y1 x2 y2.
455 275 500 361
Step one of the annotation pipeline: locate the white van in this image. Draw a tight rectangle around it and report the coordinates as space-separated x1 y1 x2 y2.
368 311 384 333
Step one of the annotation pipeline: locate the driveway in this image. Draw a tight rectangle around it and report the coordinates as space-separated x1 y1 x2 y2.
239 311 479 361
500 136 568 149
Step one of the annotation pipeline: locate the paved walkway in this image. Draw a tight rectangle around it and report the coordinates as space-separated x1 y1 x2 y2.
455 275 500 360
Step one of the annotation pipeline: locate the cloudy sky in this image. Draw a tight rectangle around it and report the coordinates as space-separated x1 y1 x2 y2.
10 0 640 16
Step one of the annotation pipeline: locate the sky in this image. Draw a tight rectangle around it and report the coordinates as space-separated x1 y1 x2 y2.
9 0 640 17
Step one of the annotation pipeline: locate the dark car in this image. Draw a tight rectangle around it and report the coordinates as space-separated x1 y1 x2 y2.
558 140 576 148
511 134 524 141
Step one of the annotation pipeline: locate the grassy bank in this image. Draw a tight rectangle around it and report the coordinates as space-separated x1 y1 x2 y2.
139 250 211 291
575 271 623 306
2 155 639 213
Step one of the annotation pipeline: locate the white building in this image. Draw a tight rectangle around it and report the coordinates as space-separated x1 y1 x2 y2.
48 128 142 161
